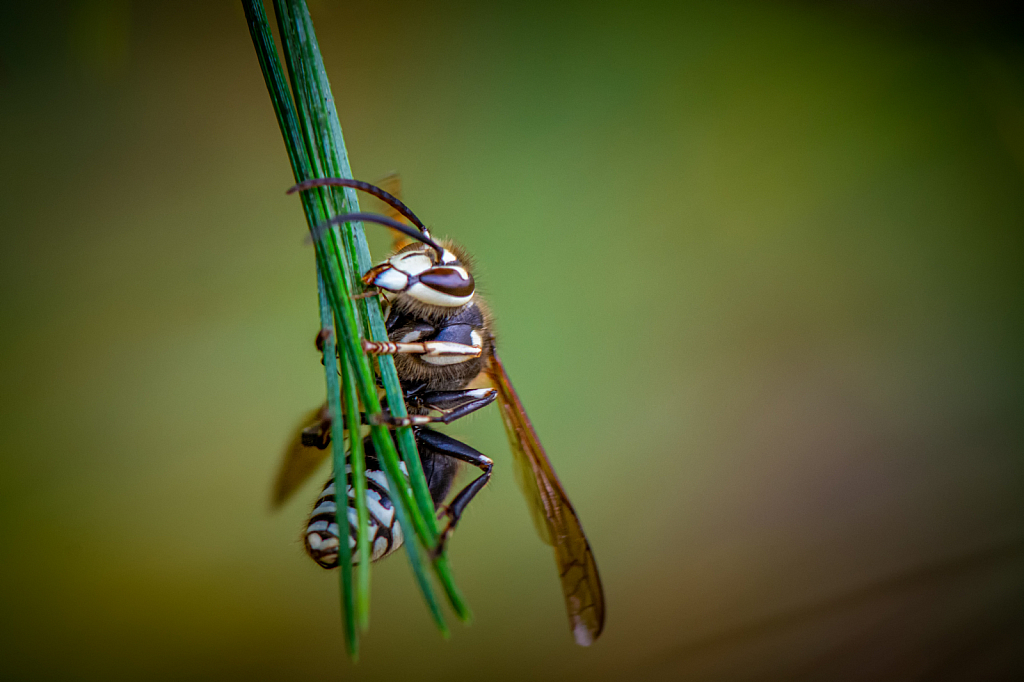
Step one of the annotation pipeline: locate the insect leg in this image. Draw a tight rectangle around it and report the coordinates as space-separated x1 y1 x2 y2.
416 428 493 556
362 339 481 360
298 403 359 448
299 403 333 448
372 388 497 427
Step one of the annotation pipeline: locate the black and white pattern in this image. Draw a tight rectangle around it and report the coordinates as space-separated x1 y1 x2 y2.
304 461 408 569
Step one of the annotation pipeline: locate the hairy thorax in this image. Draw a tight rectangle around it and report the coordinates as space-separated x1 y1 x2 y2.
384 297 493 393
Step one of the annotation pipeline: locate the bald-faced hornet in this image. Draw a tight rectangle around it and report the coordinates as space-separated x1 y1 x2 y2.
273 177 605 646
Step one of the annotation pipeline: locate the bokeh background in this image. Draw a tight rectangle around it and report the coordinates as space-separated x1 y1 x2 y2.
2 1 1024 680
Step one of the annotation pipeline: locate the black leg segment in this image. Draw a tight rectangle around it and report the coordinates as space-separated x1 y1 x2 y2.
416 428 493 555
372 388 497 427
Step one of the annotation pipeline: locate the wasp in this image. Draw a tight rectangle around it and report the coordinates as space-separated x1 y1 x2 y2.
272 176 605 646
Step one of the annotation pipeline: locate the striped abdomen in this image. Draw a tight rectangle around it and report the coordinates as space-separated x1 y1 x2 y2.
304 461 408 569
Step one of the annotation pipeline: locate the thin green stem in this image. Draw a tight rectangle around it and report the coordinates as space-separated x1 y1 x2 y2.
316 270 357 658
269 0 436 551
273 0 470 622
241 0 463 644
340 355 371 630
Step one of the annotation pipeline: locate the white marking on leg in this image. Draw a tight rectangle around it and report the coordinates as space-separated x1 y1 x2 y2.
422 354 474 366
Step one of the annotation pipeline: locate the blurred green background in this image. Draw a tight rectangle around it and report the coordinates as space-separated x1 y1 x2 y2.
2 1 1024 680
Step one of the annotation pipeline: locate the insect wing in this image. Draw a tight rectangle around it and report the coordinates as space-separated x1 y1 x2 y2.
373 172 417 251
487 351 605 646
271 406 332 508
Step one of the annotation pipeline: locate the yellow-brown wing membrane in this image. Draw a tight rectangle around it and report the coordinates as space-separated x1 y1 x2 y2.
271 405 332 508
373 172 418 251
487 351 605 646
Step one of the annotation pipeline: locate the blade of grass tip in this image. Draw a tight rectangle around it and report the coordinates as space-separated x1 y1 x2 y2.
241 0 450 639
277 1 470 622
317 272 357 659
340 354 371 630
382 470 450 638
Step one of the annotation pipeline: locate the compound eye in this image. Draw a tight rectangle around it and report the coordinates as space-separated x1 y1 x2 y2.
418 267 475 298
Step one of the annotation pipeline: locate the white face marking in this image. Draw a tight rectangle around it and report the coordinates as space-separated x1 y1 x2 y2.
406 282 473 308
470 330 483 348
390 252 432 276
372 268 410 292
441 249 458 264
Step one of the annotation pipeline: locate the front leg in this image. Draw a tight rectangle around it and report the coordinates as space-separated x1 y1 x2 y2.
416 428 493 557
363 339 481 362
371 388 497 427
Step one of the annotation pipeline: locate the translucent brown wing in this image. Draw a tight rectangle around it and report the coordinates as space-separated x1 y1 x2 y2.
487 350 605 646
372 172 418 251
271 405 332 508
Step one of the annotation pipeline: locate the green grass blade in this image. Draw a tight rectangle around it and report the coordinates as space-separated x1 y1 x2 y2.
271 0 436 548
273 0 439 536
275 0 471 622
242 0 456 640
340 352 371 630
242 0 363 658
313 215 450 634
269 0 446 619
316 271 357 658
